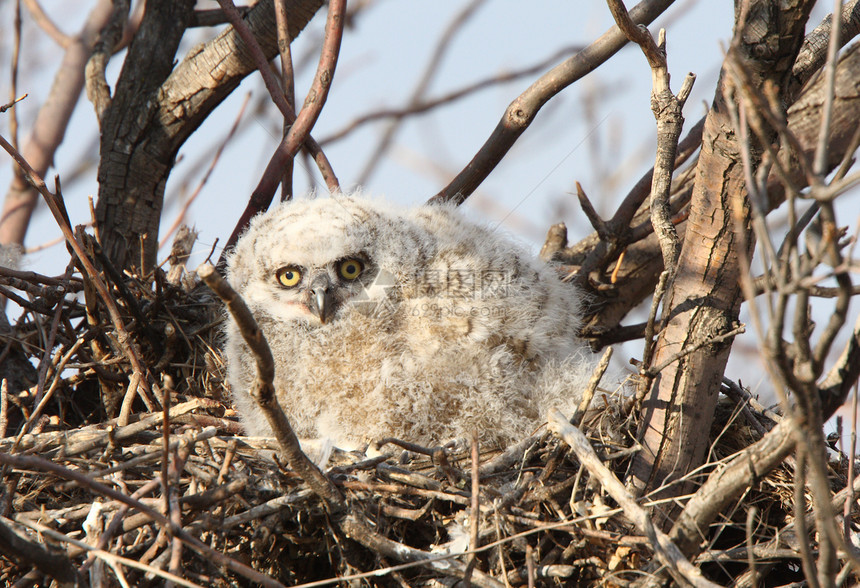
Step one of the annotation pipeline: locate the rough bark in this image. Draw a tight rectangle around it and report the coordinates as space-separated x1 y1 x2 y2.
628 0 816 508
94 0 325 274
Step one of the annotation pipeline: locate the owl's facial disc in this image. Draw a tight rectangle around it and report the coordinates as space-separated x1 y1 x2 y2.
273 256 368 325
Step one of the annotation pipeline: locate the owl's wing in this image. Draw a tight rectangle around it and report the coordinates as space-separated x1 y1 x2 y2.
394 205 583 363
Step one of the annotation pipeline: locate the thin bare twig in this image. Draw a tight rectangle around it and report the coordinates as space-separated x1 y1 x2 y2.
846 386 859 541
274 0 296 199
548 410 720 588
356 0 488 185
571 346 613 427
9 0 22 153
608 1 694 277
794 449 821 588
463 433 481 585
21 0 72 48
159 92 253 248
744 506 759 588
319 44 585 147
812 0 845 177
197 263 344 510
431 0 675 204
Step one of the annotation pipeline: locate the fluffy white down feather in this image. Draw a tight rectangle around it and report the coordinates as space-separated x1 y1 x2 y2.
224 195 598 448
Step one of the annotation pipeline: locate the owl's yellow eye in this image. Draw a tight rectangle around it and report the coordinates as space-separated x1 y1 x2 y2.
339 259 363 280
276 266 302 288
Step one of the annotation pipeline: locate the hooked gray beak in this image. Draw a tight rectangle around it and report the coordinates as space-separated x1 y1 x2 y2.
308 274 334 324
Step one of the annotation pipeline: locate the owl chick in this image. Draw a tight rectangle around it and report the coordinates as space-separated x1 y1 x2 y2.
224 195 596 448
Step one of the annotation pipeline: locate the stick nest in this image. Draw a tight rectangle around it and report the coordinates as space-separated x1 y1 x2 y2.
0 248 855 587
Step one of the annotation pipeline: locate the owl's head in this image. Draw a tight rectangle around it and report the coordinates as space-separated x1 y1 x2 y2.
226 196 421 326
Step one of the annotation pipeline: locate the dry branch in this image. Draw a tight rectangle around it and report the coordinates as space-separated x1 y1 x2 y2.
0 516 79 587
548 410 720 588
430 0 675 204
197 263 344 510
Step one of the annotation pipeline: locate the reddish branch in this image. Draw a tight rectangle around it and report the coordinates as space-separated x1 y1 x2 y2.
214 0 336 200
274 0 297 198
222 0 346 259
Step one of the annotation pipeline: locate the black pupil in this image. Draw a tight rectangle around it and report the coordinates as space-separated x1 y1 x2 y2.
284 271 294 281
346 263 357 274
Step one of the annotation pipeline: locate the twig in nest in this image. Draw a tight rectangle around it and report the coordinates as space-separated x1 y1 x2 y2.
197 263 344 511
0 452 288 587
571 346 613 427
14 516 205 588
0 516 80 587
547 410 720 588
462 433 482 585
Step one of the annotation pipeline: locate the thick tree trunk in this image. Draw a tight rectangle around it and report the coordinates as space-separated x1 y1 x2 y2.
95 0 195 275
628 0 815 512
630 93 750 501
94 0 325 274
